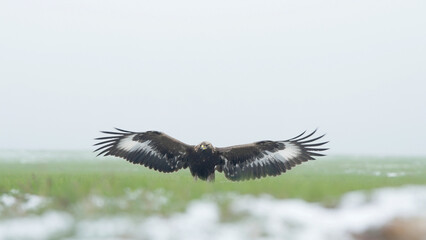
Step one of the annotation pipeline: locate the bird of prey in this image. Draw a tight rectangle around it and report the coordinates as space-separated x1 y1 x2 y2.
94 128 328 182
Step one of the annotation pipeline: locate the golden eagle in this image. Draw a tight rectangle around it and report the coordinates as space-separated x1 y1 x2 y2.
94 128 328 181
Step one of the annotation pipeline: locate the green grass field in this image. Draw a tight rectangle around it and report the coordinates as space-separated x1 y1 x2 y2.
1 151 425 218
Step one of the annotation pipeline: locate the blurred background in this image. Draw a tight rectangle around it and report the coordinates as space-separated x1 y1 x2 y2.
1 1 426 240
1 0 425 156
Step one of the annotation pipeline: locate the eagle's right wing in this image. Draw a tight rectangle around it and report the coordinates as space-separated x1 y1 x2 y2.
94 128 193 172
216 130 328 181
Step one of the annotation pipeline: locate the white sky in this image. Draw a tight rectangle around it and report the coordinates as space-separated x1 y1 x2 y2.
1 0 425 156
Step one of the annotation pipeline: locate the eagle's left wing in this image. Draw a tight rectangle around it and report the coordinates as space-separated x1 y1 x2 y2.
216 130 328 181
94 128 193 173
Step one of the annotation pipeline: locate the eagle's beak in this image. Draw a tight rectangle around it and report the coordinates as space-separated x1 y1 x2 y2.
200 144 207 150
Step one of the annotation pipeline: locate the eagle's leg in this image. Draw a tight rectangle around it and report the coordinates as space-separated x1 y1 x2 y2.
207 172 215 182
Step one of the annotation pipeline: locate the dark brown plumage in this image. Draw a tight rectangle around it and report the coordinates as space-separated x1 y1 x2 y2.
94 128 328 181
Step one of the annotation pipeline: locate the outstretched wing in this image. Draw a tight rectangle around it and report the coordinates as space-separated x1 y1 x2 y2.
216 130 328 181
94 128 193 173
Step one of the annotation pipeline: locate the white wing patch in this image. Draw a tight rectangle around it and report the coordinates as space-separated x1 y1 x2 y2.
244 143 301 169
117 134 160 157
278 142 301 159
248 151 273 167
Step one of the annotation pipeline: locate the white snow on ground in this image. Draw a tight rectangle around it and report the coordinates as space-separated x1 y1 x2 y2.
0 190 47 214
343 169 408 177
79 188 169 213
0 194 16 208
231 186 426 240
0 212 73 240
0 186 425 240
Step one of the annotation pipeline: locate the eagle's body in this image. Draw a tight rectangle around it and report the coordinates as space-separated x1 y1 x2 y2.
94 128 328 182
187 144 221 181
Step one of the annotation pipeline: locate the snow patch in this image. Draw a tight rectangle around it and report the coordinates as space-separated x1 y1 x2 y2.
0 186 425 240
231 186 426 239
0 194 16 207
0 212 73 240
0 190 48 214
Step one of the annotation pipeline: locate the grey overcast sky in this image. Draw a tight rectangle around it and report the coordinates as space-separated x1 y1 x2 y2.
0 0 425 156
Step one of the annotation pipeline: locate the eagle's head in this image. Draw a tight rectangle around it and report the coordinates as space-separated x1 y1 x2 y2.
195 141 214 152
